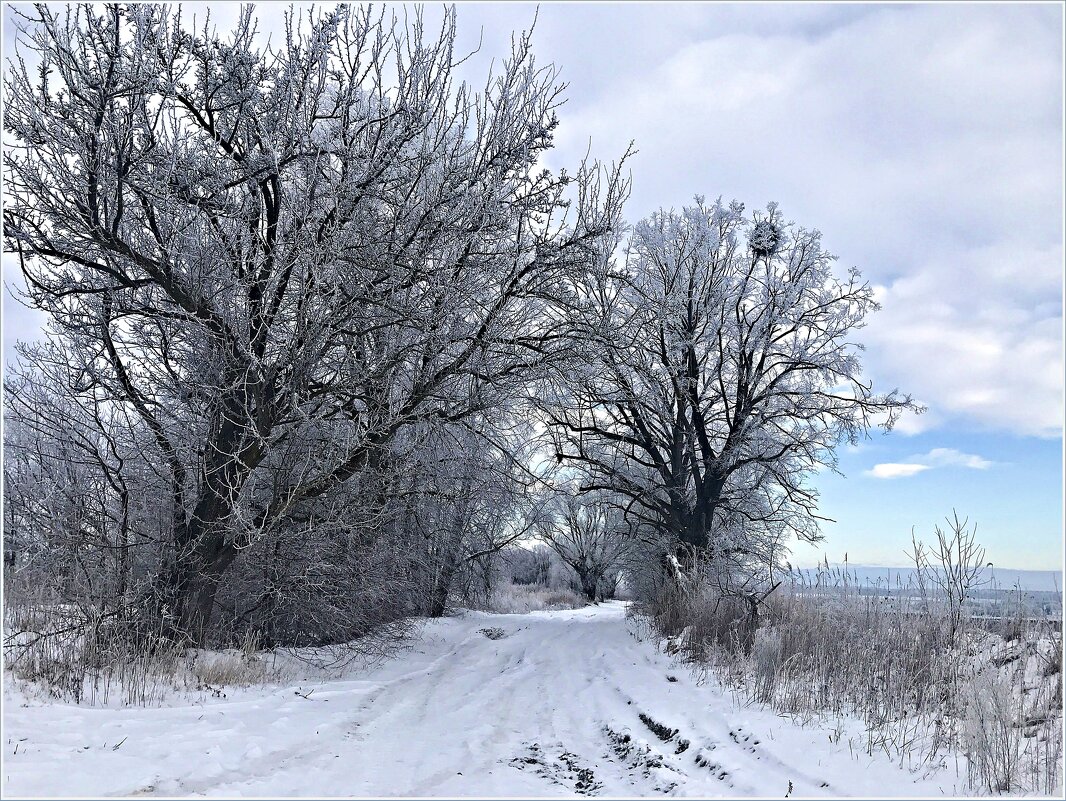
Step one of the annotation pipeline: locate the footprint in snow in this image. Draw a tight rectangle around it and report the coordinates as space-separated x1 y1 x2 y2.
693 748 733 786
728 726 760 754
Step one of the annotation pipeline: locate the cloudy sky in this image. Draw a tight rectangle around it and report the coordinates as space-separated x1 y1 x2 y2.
3 3 1062 570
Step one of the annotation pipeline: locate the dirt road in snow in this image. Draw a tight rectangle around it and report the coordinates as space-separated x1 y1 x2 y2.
3 603 958 797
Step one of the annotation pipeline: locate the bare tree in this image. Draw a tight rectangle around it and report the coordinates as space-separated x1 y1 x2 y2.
4 354 161 620
539 484 629 602
390 418 550 618
907 511 988 641
503 545 552 587
3 4 626 645
543 198 917 576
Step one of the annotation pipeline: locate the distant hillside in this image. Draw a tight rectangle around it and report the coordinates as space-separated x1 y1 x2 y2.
790 563 1063 593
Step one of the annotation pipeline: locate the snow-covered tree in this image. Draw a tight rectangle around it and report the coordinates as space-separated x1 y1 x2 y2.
543 198 917 574
3 4 626 645
539 484 630 601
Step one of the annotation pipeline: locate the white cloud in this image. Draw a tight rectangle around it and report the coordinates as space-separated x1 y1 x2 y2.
866 463 932 479
922 447 994 470
543 4 1063 440
3 4 1063 440
865 447 995 479
862 250 1063 438
886 405 941 437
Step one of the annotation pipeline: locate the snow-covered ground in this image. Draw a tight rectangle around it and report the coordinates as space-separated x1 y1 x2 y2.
4 602 966 797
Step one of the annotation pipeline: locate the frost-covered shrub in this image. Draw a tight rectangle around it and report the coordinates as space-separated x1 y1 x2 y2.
4 578 184 706
752 628 782 704
963 667 1022 793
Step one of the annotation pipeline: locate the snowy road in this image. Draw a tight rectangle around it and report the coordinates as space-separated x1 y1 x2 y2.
3 603 959 797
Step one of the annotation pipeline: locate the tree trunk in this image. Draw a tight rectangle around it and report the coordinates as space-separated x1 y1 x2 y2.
427 470 474 618
180 573 221 647
723 593 760 654
427 556 457 619
147 514 238 647
576 568 598 602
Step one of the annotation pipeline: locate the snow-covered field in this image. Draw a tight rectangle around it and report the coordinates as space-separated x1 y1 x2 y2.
4 603 966 798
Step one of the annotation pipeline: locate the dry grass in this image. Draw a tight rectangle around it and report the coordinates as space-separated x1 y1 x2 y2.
186 630 284 689
640 563 1063 795
475 581 588 614
4 581 288 705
